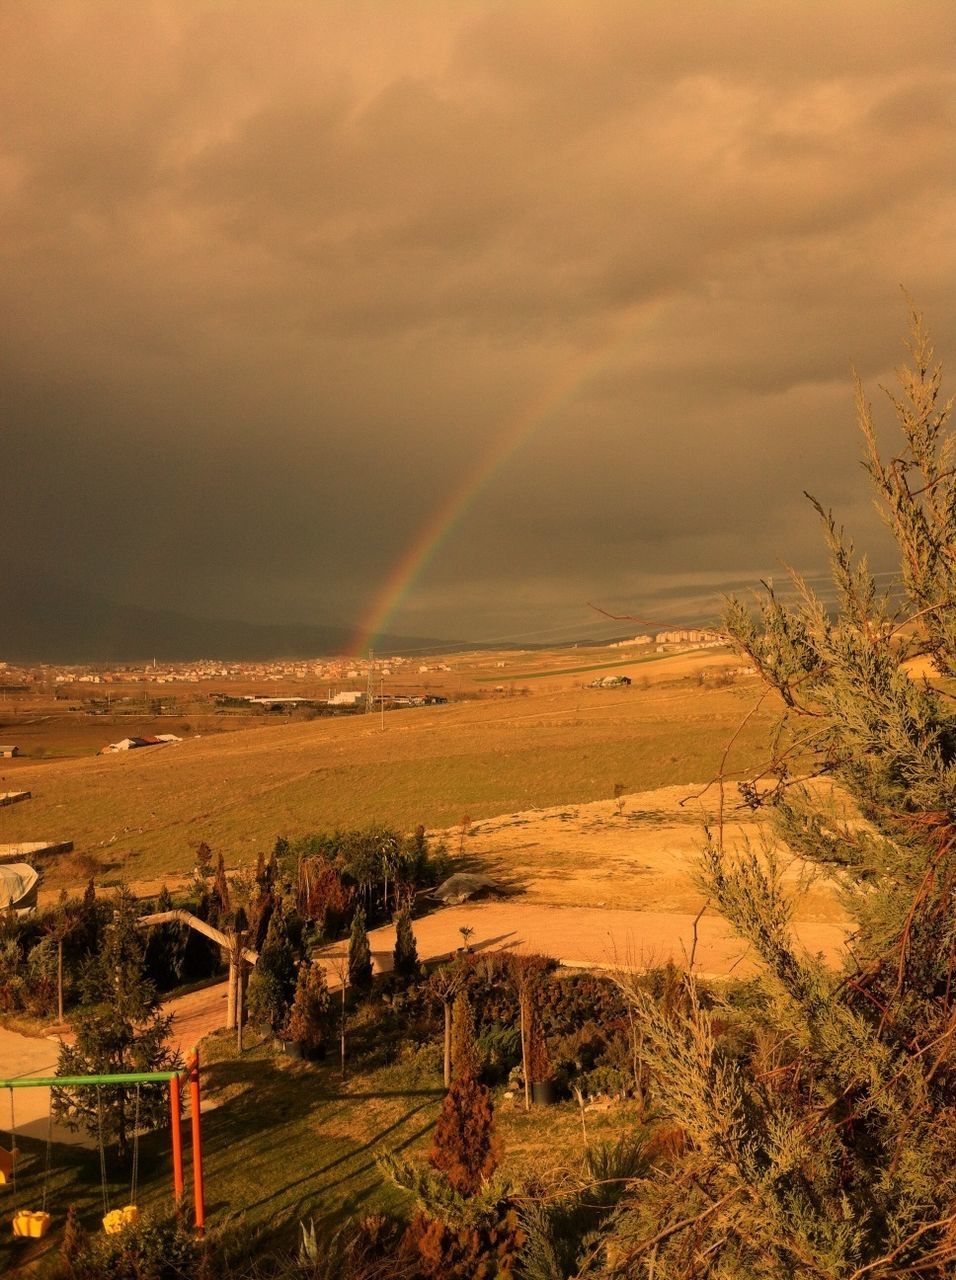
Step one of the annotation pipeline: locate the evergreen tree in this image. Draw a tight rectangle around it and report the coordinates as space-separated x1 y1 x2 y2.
393 902 420 980
348 904 373 992
246 901 297 1036
249 851 276 950
429 988 499 1195
53 889 181 1157
450 990 479 1080
142 884 187 990
209 850 231 926
608 312 956 1277
286 960 332 1056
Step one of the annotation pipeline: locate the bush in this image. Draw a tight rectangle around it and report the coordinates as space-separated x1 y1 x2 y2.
56 1209 201 1280
347 906 373 993
475 1024 522 1083
402 1207 525 1280
247 902 298 1037
392 903 419 980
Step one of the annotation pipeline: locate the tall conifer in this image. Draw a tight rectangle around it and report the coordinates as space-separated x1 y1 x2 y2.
348 904 373 992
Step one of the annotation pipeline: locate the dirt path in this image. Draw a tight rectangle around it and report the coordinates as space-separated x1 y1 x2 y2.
324 899 849 982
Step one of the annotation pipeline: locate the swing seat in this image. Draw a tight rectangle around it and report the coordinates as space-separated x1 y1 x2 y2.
0 1147 17 1185
102 1204 139 1234
12 1210 51 1239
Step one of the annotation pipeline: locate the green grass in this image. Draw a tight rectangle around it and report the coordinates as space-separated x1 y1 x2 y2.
0 1025 642 1274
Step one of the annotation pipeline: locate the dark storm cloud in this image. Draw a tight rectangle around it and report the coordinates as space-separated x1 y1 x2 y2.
2 1 955 650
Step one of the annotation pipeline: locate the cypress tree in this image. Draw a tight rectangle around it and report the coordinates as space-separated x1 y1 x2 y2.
286 961 332 1056
429 986 499 1195
450 989 479 1080
392 902 419 980
609 312 956 1278
348 904 374 992
247 900 297 1036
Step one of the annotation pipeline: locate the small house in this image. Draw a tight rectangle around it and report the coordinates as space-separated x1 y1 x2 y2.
0 746 20 758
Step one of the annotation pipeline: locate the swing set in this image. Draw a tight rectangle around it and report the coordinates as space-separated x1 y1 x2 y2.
0 1051 206 1241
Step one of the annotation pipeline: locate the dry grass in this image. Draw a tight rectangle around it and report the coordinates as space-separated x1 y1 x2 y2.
0 674 785 897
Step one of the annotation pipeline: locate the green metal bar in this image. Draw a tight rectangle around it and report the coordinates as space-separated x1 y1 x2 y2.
0 1072 182 1088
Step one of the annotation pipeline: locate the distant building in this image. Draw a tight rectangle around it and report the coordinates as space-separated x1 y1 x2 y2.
100 734 181 754
0 746 20 758
329 691 366 707
654 628 721 646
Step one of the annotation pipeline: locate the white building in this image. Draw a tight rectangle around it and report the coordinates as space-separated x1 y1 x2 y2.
329 691 366 707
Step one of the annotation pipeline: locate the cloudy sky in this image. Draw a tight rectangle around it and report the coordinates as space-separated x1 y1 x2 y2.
3 1 955 653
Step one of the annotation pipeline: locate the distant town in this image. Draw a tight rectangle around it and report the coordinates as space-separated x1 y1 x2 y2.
0 628 723 696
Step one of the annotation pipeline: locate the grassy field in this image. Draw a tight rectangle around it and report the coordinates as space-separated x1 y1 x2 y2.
0 711 265 763
0 666 783 896
472 654 682 681
0 1023 644 1274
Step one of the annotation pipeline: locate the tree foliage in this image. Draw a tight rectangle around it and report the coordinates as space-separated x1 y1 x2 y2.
430 989 500 1196
450 990 480 1081
247 900 297 1036
348 905 374 993
286 959 332 1055
52 889 181 1158
392 902 419 980
607 311 956 1277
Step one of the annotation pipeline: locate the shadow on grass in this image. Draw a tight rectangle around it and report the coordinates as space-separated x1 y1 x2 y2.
241 1101 438 1220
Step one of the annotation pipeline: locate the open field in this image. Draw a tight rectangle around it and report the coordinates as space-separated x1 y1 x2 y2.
0 710 266 765
0 655 782 897
0 644 739 769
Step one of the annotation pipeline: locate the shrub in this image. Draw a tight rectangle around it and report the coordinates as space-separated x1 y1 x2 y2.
55 1209 201 1280
247 902 298 1037
403 1207 524 1280
450 990 479 1080
475 1023 522 1083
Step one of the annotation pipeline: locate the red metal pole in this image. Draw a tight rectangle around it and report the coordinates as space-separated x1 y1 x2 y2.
188 1053 205 1234
169 1074 184 1203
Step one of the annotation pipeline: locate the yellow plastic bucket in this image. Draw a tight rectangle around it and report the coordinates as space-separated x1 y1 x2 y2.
12 1210 51 1239
102 1204 139 1234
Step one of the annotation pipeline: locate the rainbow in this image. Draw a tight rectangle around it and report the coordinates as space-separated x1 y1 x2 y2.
350 305 656 656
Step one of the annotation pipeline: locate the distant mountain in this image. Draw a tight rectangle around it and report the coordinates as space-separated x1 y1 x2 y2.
1 578 443 663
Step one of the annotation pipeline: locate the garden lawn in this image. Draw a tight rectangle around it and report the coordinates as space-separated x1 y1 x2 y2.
0 1028 643 1275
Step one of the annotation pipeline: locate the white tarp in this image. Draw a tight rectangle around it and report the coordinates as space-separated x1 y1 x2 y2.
0 864 40 912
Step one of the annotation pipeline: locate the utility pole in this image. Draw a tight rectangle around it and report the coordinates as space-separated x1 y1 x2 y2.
365 649 374 713
380 673 385 732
